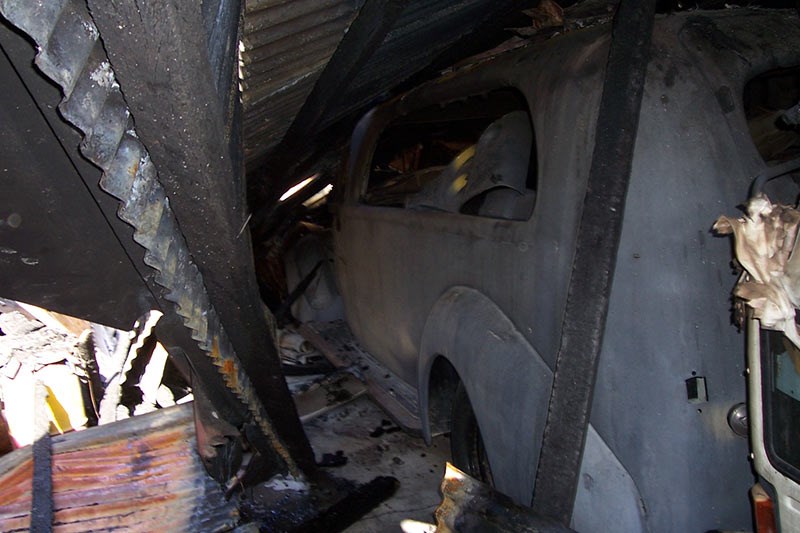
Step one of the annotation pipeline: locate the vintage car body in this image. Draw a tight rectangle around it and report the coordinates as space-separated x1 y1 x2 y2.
332 10 800 531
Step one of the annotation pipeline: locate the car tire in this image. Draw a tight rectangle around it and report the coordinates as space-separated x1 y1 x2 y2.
450 381 494 485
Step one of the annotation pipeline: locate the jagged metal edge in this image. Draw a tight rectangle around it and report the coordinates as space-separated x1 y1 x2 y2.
0 0 296 472
117 310 162 412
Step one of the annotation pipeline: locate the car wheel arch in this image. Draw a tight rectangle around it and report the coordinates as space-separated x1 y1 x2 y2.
416 286 649 524
416 285 553 503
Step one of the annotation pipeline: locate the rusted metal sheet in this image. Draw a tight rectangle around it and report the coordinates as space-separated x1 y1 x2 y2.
240 0 364 165
0 404 237 532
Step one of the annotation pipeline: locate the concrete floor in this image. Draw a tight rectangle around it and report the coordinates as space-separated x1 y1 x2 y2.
303 394 450 532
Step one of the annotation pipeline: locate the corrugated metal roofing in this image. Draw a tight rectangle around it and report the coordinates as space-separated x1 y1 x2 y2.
239 0 525 171
320 0 518 130
0 403 237 532
240 0 364 165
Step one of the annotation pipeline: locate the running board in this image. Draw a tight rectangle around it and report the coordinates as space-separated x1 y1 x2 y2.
299 321 422 432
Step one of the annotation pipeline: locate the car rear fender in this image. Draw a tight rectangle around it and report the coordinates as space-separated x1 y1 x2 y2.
416 286 647 532
417 285 552 502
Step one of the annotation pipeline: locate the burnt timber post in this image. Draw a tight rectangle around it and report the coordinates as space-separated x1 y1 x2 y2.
85 0 317 477
531 0 656 525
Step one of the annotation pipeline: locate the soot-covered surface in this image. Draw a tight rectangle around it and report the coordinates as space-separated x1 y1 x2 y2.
304 395 450 532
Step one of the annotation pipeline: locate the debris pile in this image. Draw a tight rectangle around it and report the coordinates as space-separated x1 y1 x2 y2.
714 193 800 348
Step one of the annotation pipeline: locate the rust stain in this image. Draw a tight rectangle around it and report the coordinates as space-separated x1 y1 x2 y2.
222 358 238 388
215 336 239 390
0 403 237 532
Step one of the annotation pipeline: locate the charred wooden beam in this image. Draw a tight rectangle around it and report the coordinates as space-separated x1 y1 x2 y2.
530 0 656 524
85 1 318 478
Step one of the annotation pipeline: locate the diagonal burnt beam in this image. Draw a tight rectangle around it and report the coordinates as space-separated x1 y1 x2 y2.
530 0 656 524
84 0 317 477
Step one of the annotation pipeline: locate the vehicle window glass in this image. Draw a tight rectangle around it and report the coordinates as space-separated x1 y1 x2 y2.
762 328 800 483
363 88 537 221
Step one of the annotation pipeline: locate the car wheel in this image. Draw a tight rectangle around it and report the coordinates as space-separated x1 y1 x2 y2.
450 381 494 485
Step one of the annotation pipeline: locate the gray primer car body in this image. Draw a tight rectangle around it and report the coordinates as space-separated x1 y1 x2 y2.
333 10 800 531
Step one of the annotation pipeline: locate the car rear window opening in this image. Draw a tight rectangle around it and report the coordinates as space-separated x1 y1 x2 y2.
364 88 538 222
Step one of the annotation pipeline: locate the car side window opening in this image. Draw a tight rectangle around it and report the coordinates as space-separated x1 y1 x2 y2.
762 328 800 483
363 88 538 221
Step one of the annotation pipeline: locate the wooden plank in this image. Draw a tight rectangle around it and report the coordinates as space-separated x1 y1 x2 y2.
15 302 90 337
